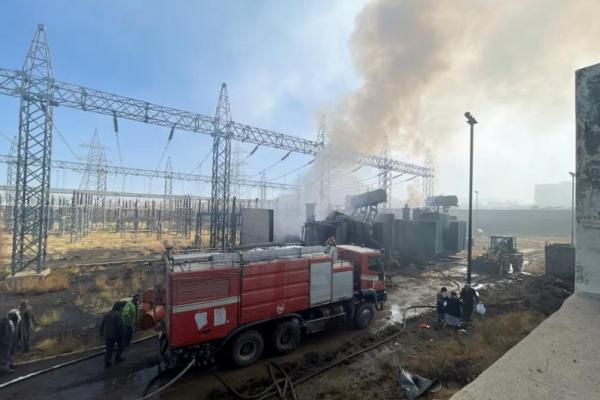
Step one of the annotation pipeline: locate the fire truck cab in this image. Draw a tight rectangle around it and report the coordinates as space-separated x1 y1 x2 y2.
160 244 386 369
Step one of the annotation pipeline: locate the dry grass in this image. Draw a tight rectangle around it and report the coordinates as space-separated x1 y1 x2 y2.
34 336 85 355
38 309 62 327
372 310 545 400
8 270 69 294
45 230 199 262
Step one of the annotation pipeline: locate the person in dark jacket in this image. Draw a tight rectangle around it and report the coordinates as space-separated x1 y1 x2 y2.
436 287 448 322
19 300 38 353
460 285 479 322
443 291 463 327
100 302 125 368
0 314 15 375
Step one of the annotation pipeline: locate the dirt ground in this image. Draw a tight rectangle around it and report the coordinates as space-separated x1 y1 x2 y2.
0 234 572 399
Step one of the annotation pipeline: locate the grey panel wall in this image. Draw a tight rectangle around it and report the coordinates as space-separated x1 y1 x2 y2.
240 209 274 245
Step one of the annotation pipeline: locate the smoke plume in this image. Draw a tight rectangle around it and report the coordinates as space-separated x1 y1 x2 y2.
324 0 600 162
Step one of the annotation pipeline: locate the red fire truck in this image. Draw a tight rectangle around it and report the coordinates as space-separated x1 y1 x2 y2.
159 244 386 368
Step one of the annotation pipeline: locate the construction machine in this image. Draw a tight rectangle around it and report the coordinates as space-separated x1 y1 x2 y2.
473 235 524 276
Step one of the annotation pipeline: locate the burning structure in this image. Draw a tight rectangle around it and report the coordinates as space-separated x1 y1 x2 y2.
303 191 466 264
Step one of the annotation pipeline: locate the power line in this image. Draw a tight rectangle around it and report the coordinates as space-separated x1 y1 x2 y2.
53 124 80 160
250 151 293 178
270 159 315 181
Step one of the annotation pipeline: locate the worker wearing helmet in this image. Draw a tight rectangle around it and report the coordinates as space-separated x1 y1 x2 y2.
122 294 140 348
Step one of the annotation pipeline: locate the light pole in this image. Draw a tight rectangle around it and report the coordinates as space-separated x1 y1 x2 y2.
569 171 575 245
474 189 479 231
465 112 478 285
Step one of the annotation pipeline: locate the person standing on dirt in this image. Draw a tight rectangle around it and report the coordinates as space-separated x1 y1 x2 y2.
436 287 448 322
19 300 38 353
7 310 21 357
443 291 463 328
122 294 140 348
0 313 16 375
460 285 479 322
100 301 125 368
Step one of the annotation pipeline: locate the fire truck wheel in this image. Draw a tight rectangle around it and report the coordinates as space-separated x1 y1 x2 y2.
272 321 301 354
231 330 264 367
354 302 375 329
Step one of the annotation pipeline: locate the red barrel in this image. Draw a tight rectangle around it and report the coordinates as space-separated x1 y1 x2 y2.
138 305 165 330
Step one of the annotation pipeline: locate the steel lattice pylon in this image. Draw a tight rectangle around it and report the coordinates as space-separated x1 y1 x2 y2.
317 117 331 211
379 135 392 208
80 129 107 206
12 25 54 274
210 83 232 249
423 156 434 201
164 156 173 218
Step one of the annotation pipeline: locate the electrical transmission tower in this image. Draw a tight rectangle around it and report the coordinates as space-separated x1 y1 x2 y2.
11 25 55 274
379 135 392 208
231 141 241 199
259 170 267 208
317 117 331 211
423 156 434 201
1 24 433 270
79 129 107 206
210 83 232 249
164 157 173 222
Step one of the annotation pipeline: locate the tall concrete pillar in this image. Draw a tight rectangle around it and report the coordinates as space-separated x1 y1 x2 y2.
575 63 600 294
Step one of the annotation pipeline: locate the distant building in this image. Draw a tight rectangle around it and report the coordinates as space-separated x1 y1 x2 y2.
534 182 571 208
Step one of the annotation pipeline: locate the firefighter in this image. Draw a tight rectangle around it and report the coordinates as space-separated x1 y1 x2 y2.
19 300 38 353
122 294 140 348
443 291 463 328
325 235 337 253
100 302 125 368
460 285 479 322
436 287 448 322
0 313 16 375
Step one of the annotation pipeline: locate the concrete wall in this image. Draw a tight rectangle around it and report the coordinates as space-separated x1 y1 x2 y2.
450 209 570 237
575 63 600 294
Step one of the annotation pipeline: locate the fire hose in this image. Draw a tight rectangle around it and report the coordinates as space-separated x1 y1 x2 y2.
0 334 157 390
141 304 436 400
213 305 436 400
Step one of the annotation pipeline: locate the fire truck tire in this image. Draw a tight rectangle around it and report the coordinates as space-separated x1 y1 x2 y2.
231 330 264 367
272 321 301 354
354 302 375 329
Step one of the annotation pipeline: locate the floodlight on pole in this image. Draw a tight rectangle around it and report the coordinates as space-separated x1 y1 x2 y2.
465 112 478 285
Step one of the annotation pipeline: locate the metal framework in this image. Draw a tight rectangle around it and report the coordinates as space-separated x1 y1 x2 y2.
317 117 331 210
0 24 433 271
79 129 107 206
423 156 434 200
163 157 173 218
379 135 392 208
210 84 232 248
11 25 55 274
0 154 297 190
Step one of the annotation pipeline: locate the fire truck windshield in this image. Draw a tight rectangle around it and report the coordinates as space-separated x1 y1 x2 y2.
367 255 382 273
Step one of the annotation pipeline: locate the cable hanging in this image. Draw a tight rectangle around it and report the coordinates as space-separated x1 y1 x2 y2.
270 159 315 181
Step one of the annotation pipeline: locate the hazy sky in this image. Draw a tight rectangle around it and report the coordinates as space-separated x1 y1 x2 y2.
0 0 595 206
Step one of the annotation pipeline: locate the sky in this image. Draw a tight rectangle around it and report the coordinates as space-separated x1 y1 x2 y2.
0 0 594 207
